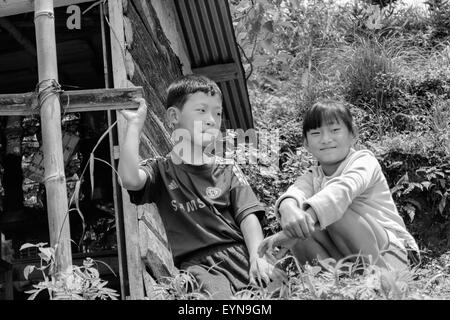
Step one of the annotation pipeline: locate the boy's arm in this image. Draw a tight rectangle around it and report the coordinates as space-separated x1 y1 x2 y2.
118 98 148 191
229 163 283 284
240 214 272 285
240 214 264 262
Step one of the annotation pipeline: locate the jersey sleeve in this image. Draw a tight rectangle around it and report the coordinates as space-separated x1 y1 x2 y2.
127 158 161 205
229 163 265 225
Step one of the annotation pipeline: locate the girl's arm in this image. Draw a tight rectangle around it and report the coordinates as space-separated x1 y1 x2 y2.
304 153 379 229
258 230 298 258
273 172 316 239
274 172 315 220
278 198 317 239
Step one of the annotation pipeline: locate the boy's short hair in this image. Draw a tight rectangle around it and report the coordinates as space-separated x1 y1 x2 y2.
166 74 222 110
302 99 355 138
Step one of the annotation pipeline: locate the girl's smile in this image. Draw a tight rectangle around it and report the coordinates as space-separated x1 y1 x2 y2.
304 119 356 176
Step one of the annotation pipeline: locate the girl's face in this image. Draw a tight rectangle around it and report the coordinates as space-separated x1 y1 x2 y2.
304 118 355 176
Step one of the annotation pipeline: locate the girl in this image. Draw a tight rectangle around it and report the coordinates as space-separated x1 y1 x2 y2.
258 100 419 270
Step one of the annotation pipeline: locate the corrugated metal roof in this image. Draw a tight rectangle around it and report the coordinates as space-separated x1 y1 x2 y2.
173 0 254 131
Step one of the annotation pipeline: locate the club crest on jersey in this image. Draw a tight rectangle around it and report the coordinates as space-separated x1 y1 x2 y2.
205 187 221 199
168 180 179 190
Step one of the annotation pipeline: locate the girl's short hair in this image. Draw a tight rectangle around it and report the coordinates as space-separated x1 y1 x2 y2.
302 100 355 138
166 74 222 110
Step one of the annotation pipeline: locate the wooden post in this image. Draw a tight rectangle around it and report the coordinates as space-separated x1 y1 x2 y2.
108 0 145 299
100 1 127 299
34 0 72 274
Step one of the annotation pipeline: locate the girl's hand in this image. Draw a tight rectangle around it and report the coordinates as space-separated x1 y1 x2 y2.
257 230 297 259
120 98 148 131
279 198 316 240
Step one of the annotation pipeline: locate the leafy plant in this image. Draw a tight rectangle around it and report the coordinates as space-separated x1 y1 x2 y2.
148 271 209 300
20 242 119 300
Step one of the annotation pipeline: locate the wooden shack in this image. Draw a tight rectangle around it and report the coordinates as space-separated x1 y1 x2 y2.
0 0 253 300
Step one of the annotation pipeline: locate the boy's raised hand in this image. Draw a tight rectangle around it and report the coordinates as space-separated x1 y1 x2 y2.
120 98 148 131
279 198 316 240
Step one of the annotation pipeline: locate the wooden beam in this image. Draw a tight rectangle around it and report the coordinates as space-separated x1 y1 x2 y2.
0 0 95 18
0 87 143 116
192 63 239 83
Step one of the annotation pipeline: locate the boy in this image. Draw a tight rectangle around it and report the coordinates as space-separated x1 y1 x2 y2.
118 74 282 299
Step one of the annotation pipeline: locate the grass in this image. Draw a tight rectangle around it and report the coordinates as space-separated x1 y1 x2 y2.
146 251 450 300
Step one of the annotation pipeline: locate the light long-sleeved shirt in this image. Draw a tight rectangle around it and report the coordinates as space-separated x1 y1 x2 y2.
274 148 419 252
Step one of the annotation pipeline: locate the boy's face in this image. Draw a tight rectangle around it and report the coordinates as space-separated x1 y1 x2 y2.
304 119 355 172
169 91 222 148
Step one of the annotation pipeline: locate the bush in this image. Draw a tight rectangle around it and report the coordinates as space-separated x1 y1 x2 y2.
427 0 450 43
367 125 450 252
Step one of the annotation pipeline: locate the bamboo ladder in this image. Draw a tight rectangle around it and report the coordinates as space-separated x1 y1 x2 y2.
0 0 144 299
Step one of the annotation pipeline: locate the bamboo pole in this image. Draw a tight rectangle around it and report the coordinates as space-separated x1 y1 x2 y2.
34 0 72 274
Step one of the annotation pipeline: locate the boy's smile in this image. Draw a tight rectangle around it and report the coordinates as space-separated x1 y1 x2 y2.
304 119 355 176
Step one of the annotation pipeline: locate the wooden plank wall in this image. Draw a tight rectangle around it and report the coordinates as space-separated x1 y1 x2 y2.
125 0 183 287
111 0 186 298
125 0 183 157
